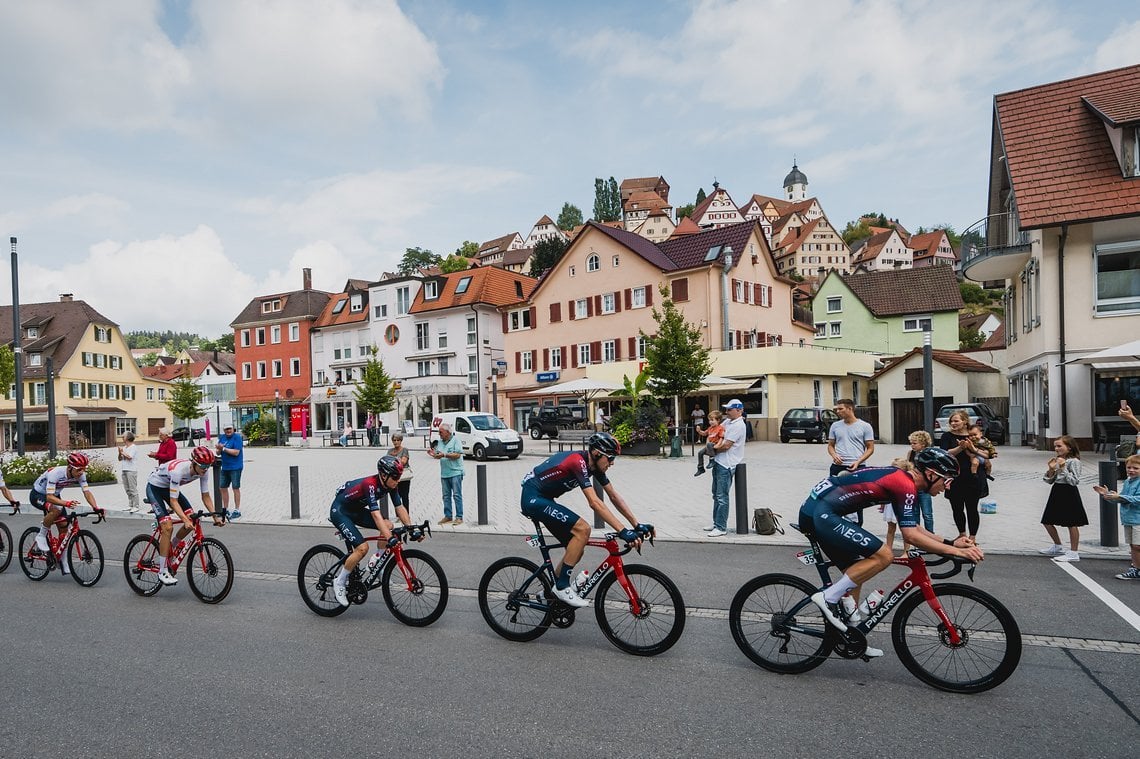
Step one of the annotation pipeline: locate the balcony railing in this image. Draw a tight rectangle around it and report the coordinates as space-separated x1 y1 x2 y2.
960 212 1033 283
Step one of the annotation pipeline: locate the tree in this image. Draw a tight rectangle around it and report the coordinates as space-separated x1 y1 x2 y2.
960 326 985 349
165 377 206 440
354 347 396 419
397 246 442 275
137 352 160 367
675 203 694 220
454 240 480 259
214 333 235 352
695 187 707 205
527 236 569 278
592 177 621 222
556 202 583 231
960 282 989 306
607 178 620 221
841 218 874 245
641 284 713 435
441 254 472 273
0 345 13 399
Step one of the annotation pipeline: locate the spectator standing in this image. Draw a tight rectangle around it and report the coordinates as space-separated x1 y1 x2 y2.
215 423 245 520
366 412 376 446
1040 435 1087 562
939 409 984 544
430 423 465 525
827 399 876 525
690 403 706 442
118 431 141 513
595 405 607 432
705 399 747 537
1093 453 1140 579
906 430 936 532
387 432 413 518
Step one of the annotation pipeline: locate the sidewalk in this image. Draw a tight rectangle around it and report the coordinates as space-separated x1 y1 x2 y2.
72 438 1131 559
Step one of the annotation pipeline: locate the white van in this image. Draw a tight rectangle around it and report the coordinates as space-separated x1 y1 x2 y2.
428 412 524 461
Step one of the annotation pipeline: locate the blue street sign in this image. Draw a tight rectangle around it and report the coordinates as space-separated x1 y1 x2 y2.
536 372 560 383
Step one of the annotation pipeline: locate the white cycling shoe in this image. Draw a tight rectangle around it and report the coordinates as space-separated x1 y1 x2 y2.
552 585 589 608
810 591 847 631
333 582 350 607
863 646 884 658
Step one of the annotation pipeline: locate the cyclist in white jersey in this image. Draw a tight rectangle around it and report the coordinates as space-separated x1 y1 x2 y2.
30 452 104 570
145 446 222 586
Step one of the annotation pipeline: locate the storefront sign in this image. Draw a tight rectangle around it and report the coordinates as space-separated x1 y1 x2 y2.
536 372 560 383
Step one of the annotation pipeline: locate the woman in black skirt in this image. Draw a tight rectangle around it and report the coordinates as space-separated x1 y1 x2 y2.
1040 435 1087 562
939 410 983 543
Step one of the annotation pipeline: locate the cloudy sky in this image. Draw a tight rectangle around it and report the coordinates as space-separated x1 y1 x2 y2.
1 0 1137 338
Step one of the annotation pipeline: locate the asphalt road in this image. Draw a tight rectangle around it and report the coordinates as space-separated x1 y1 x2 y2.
1 514 1137 758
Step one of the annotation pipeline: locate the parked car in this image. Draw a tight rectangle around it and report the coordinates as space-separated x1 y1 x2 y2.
171 426 206 442
428 412 523 460
779 408 839 443
526 405 588 440
933 403 1007 445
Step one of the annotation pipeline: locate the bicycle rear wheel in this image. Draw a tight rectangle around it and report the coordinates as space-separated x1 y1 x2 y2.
0 521 12 573
729 573 832 674
892 583 1021 694
381 548 448 627
18 527 50 581
594 564 686 656
123 534 163 596
297 544 349 617
478 557 552 642
67 529 104 587
187 537 235 604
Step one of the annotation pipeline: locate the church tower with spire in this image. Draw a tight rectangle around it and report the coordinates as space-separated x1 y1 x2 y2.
783 159 808 202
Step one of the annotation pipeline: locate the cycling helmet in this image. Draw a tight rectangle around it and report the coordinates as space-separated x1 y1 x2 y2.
913 447 959 479
67 452 90 469
190 446 216 466
586 431 621 459
377 455 404 480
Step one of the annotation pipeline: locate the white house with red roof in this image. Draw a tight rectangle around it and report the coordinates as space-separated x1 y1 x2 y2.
523 215 567 248
850 228 913 272
690 183 744 229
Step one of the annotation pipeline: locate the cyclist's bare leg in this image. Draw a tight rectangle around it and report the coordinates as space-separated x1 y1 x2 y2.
158 520 174 559
343 542 369 572
823 545 892 603
553 518 590 584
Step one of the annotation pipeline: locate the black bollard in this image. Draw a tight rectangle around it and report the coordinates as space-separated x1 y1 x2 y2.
477 464 488 526
1099 460 1119 548
290 465 301 520
734 463 749 535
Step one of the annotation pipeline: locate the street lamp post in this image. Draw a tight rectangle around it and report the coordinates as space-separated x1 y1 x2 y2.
275 390 281 446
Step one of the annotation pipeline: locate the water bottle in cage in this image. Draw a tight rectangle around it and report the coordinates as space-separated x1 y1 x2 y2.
573 569 589 592
858 589 885 616
365 551 384 579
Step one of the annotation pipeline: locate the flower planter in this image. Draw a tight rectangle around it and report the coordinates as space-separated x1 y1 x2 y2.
622 440 662 457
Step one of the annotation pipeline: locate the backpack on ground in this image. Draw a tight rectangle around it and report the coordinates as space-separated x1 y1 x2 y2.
752 508 784 536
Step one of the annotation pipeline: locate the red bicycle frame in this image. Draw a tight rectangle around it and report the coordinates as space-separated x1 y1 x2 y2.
530 532 644 612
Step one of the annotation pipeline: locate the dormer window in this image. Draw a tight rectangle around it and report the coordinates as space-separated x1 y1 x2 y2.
424 281 439 300
350 293 364 312
1127 126 1140 178
26 326 39 339
262 298 282 313
28 352 41 367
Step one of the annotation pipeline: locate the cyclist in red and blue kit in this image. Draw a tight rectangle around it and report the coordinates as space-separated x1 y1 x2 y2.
520 432 652 608
328 455 420 607
799 447 984 633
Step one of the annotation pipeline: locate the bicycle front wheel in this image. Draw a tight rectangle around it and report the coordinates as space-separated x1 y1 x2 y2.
728 573 832 674
892 583 1022 694
67 529 104 587
187 537 235 604
594 564 686 656
18 527 50 581
478 557 552 642
0 521 12 573
297 544 349 617
123 534 163 596
381 548 448 627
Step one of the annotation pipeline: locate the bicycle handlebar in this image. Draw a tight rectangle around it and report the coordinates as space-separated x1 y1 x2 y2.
392 520 431 543
921 553 978 582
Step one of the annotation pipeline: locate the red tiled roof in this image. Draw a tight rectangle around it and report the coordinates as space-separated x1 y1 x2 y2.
670 216 702 237
995 64 1140 229
872 348 998 379
478 232 521 256
410 266 537 313
850 229 895 264
313 291 369 328
841 265 964 317
142 360 221 381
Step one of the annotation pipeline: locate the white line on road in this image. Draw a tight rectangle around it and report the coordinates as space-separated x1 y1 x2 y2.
1053 560 1140 634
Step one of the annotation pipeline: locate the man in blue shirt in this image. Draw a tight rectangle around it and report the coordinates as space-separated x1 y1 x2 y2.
429 423 465 525
215 423 245 519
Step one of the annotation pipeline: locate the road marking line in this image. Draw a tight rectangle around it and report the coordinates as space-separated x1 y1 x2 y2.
1053 560 1140 634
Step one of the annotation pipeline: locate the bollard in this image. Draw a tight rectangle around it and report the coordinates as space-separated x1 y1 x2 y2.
1098 460 1119 548
290 465 301 520
593 480 605 529
477 464 488 526
211 461 223 517
734 463 749 535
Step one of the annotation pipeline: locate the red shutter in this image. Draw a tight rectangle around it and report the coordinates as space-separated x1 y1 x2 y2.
672 278 688 302
502 313 509 332
758 331 767 347
563 346 569 370
624 288 632 310
528 306 536 327
614 339 622 360
731 279 738 302
586 298 594 318
754 283 762 303
515 352 521 372
594 295 601 315
568 300 575 320
543 348 549 370
628 337 636 357
646 286 654 306
591 341 601 363
614 292 622 312
736 330 742 349
550 302 561 323
571 347 578 368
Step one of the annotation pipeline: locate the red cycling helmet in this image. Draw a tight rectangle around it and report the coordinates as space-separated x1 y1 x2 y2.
67 452 90 469
190 446 216 466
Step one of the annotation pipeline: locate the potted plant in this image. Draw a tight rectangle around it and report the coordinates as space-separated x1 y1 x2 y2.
608 370 668 456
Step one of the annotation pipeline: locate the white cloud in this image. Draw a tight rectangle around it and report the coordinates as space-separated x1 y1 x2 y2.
1090 20 1140 72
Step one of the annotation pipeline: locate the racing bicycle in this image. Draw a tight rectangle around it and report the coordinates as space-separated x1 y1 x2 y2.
122 510 234 604
17 503 106 587
478 520 685 657
0 500 18 573
297 520 448 627
728 525 1021 693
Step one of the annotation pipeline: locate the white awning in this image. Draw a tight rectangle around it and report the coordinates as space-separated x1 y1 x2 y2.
395 378 473 395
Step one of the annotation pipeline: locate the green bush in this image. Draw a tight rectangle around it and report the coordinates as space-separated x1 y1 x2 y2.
2 451 117 486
